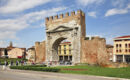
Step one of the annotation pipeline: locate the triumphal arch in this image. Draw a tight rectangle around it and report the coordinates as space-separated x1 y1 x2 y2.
45 10 86 64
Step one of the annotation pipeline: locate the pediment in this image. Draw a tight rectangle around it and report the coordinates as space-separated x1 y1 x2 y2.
47 26 73 33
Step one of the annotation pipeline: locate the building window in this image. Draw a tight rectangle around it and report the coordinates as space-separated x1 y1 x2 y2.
129 49 130 52
124 39 130 41
64 50 66 54
69 44 71 48
125 49 128 53
125 44 128 48
116 44 118 48
119 44 122 48
119 49 122 52
129 44 130 48
64 45 66 50
116 50 118 53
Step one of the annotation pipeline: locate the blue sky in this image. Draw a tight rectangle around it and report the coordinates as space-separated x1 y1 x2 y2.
0 0 130 48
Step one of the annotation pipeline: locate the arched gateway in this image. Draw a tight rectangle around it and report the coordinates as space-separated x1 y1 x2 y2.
45 10 86 65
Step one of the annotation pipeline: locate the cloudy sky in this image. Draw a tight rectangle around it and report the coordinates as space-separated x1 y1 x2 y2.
0 0 130 48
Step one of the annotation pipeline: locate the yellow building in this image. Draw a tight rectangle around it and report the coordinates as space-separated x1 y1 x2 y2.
113 35 130 63
58 42 72 62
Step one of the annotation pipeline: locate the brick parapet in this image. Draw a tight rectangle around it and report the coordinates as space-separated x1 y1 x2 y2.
45 10 85 26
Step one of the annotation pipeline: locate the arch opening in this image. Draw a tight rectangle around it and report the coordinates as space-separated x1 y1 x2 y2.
52 37 72 65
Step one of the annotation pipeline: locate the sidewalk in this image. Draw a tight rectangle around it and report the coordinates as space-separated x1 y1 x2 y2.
0 65 10 71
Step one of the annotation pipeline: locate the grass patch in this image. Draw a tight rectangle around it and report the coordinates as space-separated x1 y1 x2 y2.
9 64 130 79
55 65 130 79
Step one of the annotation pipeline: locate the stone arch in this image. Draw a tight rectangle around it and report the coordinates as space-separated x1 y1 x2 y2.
45 10 86 65
52 37 66 52
51 37 67 61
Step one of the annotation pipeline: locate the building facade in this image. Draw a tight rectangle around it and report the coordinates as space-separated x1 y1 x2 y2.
113 35 130 63
0 48 7 58
26 47 36 62
106 44 113 62
8 48 26 58
58 42 72 62
0 42 26 58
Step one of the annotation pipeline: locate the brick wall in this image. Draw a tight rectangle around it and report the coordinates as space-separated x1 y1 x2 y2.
35 41 46 63
81 37 109 65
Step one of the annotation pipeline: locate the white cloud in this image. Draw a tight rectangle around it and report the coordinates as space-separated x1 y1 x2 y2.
0 19 27 40
0 31 17 40
0 19 28 31
105 2 130 17
23 7 67 24
111 0 126 8
88 11 97 18
105 8 128 17
76 0 104 6
0 41 8 47
127 4 130 8
0 7 67 40
0 0 52 14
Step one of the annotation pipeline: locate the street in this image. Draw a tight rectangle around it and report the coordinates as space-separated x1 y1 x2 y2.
0 66 129 80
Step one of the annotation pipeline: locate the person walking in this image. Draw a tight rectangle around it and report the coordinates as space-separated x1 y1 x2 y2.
21 60 24 66
16 60 19 66
24 60 26 65
10 60 13 66
4 60 8 66
6 61 8 66
3 60 7 70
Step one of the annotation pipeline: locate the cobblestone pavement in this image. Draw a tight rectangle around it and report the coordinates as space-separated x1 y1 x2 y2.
0 66 129 80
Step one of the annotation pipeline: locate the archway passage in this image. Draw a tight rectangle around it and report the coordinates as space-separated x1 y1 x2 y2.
52 38 72 65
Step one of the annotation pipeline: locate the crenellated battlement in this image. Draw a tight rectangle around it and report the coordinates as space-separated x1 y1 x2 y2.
45 10 85 23
35 42 40 46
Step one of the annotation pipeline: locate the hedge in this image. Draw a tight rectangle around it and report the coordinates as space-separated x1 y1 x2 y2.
0 62 4 65
0 58 27 64
24 65 47 67
10 66 60 72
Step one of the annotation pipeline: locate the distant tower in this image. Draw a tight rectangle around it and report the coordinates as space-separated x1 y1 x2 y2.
9 41 13 47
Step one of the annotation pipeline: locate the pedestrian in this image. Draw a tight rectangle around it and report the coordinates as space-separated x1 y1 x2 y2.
24 60 26 65
50 61 52 66
31 61 35 65
5 60 8 66
22 60 24 66
3 60 7 70
16 60 19 66
6 61 8 66
10 60 13 66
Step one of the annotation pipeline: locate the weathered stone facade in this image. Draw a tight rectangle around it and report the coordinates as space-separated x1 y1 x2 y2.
45 10 85 64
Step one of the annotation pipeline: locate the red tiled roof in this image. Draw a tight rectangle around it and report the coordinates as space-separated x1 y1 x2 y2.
115 35 130 39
